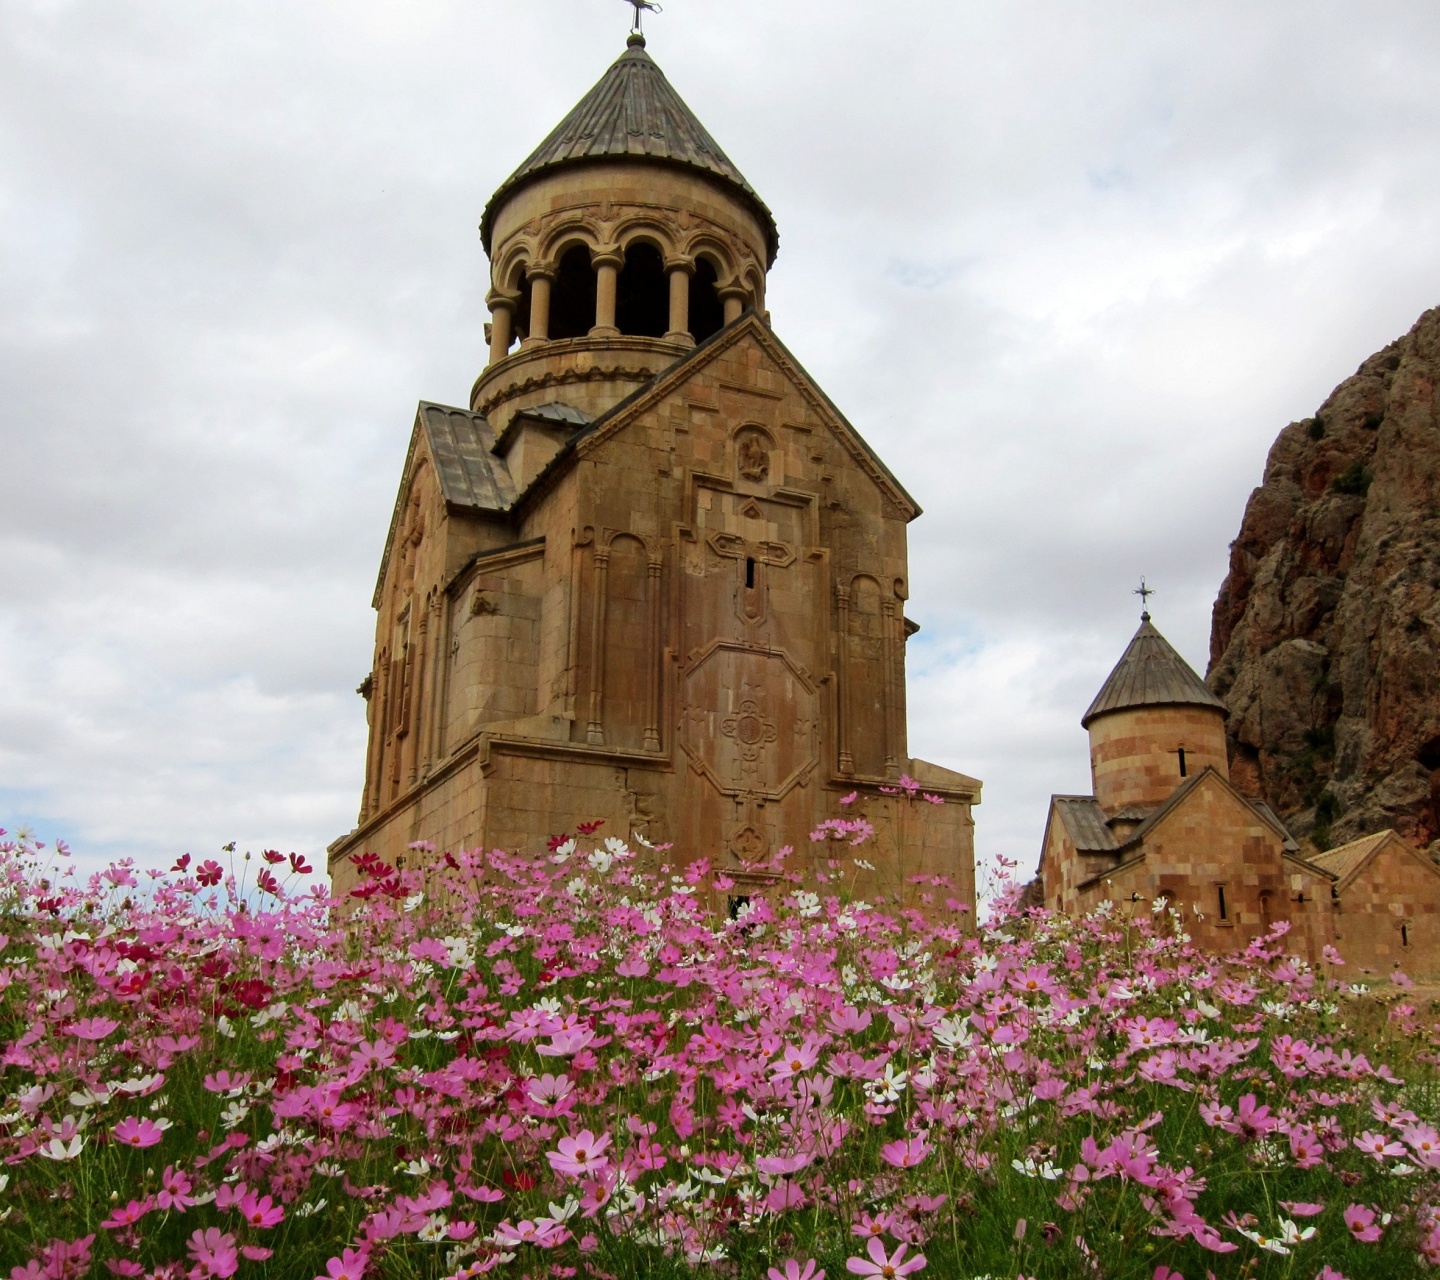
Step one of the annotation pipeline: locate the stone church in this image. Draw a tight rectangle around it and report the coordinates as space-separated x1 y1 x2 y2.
328 34 980 905
1040 612 1440 974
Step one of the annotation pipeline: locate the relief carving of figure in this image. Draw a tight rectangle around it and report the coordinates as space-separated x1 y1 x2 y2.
736 432 770 482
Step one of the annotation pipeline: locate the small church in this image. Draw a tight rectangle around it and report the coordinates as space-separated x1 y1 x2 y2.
1040 609 1440 974
329 31 980 905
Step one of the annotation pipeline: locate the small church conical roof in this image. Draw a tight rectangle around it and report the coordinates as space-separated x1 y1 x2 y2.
1080 615 1228 728
480 35 778 264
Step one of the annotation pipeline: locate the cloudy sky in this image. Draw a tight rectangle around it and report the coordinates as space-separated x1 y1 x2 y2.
3 0 1440 882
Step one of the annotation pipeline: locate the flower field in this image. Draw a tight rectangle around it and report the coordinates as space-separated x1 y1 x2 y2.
1 823 1438 1280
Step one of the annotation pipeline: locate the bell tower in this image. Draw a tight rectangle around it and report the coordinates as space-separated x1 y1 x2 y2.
474 32 776 439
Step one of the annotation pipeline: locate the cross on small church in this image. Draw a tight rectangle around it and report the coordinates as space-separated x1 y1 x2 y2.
1134 577 1155 619
623 0 662 33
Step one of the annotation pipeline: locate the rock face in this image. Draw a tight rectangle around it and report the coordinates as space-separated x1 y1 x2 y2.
1209 307 1440 856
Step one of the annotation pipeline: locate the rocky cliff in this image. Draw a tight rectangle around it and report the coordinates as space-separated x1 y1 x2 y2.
1208 306 1440 856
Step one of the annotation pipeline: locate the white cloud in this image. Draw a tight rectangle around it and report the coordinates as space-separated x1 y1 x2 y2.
3 0 1440 881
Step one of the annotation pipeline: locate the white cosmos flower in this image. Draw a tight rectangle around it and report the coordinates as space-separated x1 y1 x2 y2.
37 1136 85 1161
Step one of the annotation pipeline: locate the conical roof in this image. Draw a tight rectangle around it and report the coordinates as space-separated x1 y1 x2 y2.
1081 615 1228 728
480 35 778 264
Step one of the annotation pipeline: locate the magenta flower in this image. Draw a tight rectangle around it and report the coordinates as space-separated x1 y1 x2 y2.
1279 1201 1324 1217
1403 1123 1440 1167
769 1261 825 1280
852 1211 894 1239
100 1197 154 1229
187 1227 239 1279
546 1129 612 1178
771 1039 821 1079
237 1190 284 1228
112 1116 170 1148
493 1218 571 1248
757 1151 815 1176
1344 1203 1383 1243
67 1017 119 1041
157 1165 195 1211
846 1238 926 1277
316 1248 369 1280
1354 1131 1405 1161
879 1136 931 1168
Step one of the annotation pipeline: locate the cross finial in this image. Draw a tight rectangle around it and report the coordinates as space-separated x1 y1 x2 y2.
624 0 661 35
1134 577 1155 620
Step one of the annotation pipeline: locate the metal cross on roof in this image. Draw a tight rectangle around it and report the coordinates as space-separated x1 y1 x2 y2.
624 0 662 33
1134 577 1155 619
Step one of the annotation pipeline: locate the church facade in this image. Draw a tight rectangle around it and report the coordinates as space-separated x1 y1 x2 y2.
1040 613 1440 974
329 35 980 906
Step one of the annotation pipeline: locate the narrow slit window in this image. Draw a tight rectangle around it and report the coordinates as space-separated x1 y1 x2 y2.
1402 922 1410 948
1177 747 1187 777
745 557 756 589
1217 884 1228 921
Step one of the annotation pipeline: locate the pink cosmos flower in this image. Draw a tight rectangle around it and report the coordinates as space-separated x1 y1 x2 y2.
100 1197 154 1229
852 1210 894 1239
1315 1268 1348 1280
187 1227 239 1279
757 1151 815 1176
1354 1131 1405 1161
1343 1203 1383 1243
493 1218 571 1248
241 1247 273 1262
67 1017 119 1041
1288 1126 1324 1169
157 1165 195 1211
771 1039 822 1079
765 1180 807 1212
237 1190 284 1228
104 1261 144 1277
316 1249 369 1280
769 1261 825 1280
546 1129 612 1178
846 1238 926 1277
879 1136 931 1168
1152 1269 1184 1280
203 1070 251 1094
1279 1201 1324 1217
112 1116 170 1148
1402 1122 1440 1167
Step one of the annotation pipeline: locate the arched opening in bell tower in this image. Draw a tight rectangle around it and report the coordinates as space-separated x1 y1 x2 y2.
689 256 725 343
616 242 669 337
512 265 532 345
549 245 598 340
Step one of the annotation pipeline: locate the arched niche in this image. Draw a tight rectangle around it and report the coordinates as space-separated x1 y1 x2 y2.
616 241 668 338
689 255 725 342
550 244 598 340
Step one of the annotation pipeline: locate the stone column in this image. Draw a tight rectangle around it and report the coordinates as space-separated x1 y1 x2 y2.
644 554 664 750
836 583 853 774
586 546 610 744
719 285 748 325
486 291 516 365
591 249 623 337
664 257 694 345
526 265 554 344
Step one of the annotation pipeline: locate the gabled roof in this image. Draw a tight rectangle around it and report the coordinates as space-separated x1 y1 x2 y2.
1064 767 1308 890
1082 615 1228 728
516 312 922 521
373 403 518 607
480 35 778 264
1051 796 1119 853
1309 829 1440 891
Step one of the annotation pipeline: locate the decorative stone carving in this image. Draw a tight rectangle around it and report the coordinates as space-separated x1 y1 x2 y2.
736 430 770 482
